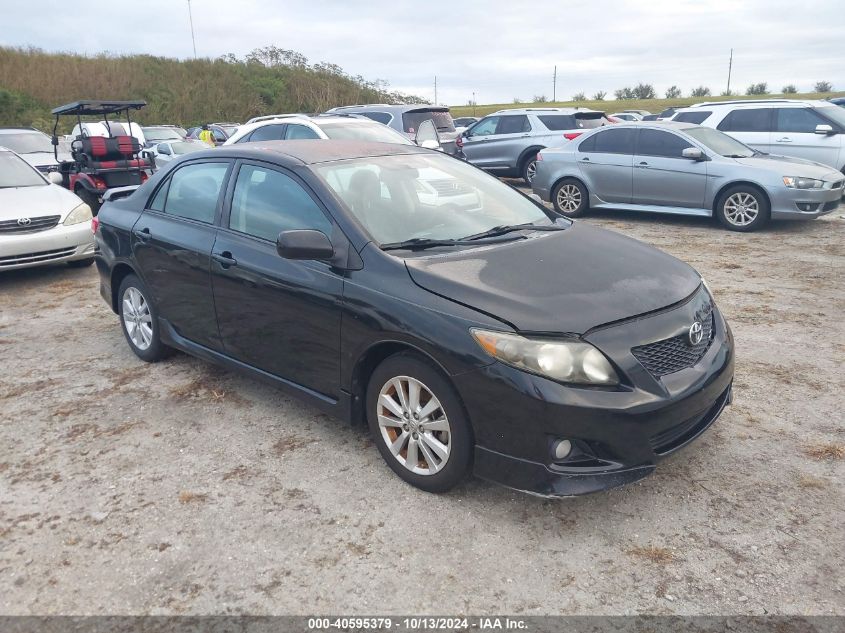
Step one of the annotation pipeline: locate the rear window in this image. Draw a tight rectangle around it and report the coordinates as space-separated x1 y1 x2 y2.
673 111 712 125
538 115 576 130
401 110 456 134
574 113 609 129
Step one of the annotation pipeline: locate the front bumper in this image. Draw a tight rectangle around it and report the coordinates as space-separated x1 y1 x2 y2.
767 181 844 220
0 222 95 271
454 291 735 497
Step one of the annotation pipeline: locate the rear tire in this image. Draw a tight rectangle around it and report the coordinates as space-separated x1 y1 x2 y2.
521 151 542 186
117 274 168 362
366 352 473 494
715 185 769 232
552 178 589 217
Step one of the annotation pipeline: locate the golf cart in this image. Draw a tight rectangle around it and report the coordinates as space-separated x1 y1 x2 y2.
51 100 154 212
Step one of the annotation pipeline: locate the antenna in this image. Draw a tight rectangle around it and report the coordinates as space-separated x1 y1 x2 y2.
187 0 197 59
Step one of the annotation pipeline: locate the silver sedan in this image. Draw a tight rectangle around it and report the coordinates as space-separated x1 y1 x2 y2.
532 121 844 231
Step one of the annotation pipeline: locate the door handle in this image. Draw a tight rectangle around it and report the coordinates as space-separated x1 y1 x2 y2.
776 137 792 143
638 161 649 166
212 251 237 267
580 157 591 162
132 227 151 241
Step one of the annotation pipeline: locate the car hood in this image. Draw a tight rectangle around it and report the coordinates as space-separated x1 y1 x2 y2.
404 222 701 334
732 153 840 178
0 184 82 221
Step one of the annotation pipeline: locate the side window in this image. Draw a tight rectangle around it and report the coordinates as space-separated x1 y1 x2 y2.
775 108 825 133
229 165 332 241
591 128 636 154
249 124 286 142
159 162 228 223
496 115 530 134
538 115 576 130
149 179 169 212
674 111 712 124
360 112 392 125
717 108 772 132
285 124 321 140
470 117 499 136
211 128 227 142
637 129 693 158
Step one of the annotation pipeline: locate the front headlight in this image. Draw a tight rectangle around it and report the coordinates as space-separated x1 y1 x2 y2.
471 328 619 385
782 176 823 189
63 202 93 226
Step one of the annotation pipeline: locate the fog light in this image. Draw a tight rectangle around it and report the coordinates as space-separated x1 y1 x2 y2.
553 439 573 460
796 202 819 212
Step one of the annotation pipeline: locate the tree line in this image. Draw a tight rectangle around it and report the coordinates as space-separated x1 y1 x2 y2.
0 46 425 131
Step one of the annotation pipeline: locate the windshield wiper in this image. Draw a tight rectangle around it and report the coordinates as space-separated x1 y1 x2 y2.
380 238 465 251
461 223 567 241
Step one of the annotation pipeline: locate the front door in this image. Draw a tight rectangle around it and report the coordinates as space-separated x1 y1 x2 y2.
633 129 708 209
460 116 500 168
211 162 344 398
772 107 843 167
132 160 231 350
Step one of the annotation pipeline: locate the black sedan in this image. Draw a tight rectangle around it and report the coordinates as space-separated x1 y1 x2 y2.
94 140 734 497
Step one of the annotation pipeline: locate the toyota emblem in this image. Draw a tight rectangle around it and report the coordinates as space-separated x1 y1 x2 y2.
17 217 32 226
688 321 704 346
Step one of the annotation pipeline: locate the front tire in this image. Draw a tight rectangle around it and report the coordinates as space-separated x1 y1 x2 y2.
366 353 473 493
715 185 769 232
117 274 168 362
552 178 589 217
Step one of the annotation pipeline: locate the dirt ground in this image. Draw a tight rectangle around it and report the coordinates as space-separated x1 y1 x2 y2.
1 208 843 616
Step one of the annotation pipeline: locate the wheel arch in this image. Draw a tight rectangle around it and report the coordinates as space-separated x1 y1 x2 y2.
349 340 461 427
110 262 140 314
518 145 546 170
712 180 771 216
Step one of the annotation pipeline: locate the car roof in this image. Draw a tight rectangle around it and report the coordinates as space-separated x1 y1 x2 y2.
205 139 428 165
0 127 41 132
607 121 700 131
686 98 833 109
329 104 449 114
490 107 603 115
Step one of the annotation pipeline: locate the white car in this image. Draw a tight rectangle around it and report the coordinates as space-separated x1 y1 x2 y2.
148 139 206 169
223 114 415 146
610 112 643 121
671 99 845 173
0 127 72 173
0 148 95 271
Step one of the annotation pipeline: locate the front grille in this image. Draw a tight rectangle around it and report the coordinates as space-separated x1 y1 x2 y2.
632 302 714 378
822 199 840 212
0 215 61 235
426 178 474 197
0 246 76 267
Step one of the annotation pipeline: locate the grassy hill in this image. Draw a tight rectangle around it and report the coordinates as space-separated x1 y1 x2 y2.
0 46 424 132
449 92 845 118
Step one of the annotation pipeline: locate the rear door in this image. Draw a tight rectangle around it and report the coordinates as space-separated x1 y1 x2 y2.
132 160 232 350
633 129 707 209
716 108 773 154
211 161 343 397
575 127 635 204
772 107 842 166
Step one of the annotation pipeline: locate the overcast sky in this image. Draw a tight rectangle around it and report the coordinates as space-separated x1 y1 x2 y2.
2 0 841 105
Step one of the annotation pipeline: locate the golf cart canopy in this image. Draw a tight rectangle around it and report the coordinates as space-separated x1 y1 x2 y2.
51 100 147 116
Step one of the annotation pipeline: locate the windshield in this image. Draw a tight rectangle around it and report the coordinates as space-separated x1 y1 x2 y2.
0 152 47 187
315 153 555 245
0 131 53 154
144 127 183 142
402 110 456 134
171 141 205 155
319 121 414 145
817 105 845 128
685 126 755 157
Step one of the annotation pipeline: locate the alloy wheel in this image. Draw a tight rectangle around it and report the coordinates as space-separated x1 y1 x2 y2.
525 160 537 183
723 192 759 227
376 376 451 475
556 184 582 212
122 287 153 351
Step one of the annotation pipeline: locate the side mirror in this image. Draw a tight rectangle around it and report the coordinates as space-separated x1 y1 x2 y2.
682 147 704 160
47 172 63 185
415 119 441 150
815 124 834 135
276 229 334 261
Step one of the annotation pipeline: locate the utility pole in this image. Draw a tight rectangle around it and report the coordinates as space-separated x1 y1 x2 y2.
187 0 197 59
434 76 438 105
726 48 733 96
472 91 476 117
553 65 557 102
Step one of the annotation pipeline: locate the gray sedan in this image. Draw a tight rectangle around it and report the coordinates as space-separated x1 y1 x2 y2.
532 121 844 231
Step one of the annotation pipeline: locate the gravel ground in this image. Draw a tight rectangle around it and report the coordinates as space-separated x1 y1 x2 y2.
0 209 843 616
